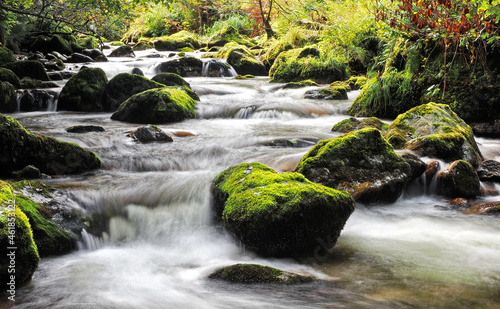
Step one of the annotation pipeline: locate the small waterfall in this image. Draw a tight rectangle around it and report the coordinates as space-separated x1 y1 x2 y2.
202 59 238 77
235 106 256 119
78 229 106 251
15 90 22 112
16 89 59 112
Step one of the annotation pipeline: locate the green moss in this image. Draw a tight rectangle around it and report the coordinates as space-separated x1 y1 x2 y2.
384 103 483 167
212 162 355 256
0 115 102 176
208 264 314 284
58 68 108 112
0 68 20 88
270 46 347 83
214 42 267 76
332 117 388 133
207 25 256 48
0 81 16 113
0 46 16 64
347 76 367 90
283 79 318 89
0 181 39 285
103 73 165 112
111 87 197 124
110 41 125 46
76 35 99 50
2 60 50 81
154 31 200 51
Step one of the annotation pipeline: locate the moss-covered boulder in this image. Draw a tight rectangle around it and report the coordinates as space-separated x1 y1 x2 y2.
331 117 389 134
103 73 164 112
108 45 135 57
30 35 73 55
478 160 500 183
0 68 21 88
208 264 314 284
0 81 16 113
152 73 191 88
14 191 76 257
57 68 108 112
45 58 66 71
0 181 39 286
2 60 50 81
384 103 483 168
436 160 481 198
212 162 355 257
0 46 16 64
296 128 412 204
153 57 203 77
111 88 197 124
0 114 102 176
270 46 346 83
207 25 256 48
304 85 348 100
154 31 200 51
215 43 267 76
282 79 318 89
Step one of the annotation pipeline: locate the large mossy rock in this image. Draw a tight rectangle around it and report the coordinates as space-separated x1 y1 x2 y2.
153 30 200 51
111 88 197 124
152 73 191 88
270 46 346 83
212 162 355 257
207 25 256 48
304 85 348 100
108 45 135 58
2 60 50 81
153 57 203 77
30 35 73 55
384 103 483 167
57 68 108 112
209 264 314 284
436 160 481 198
12 184 77 257
0 181 39 286
103 73 164 112
296 128 412 204
0 68 21 88
332 117 389 134
214 43 267 76
0 46 16 64
0 81 16 113
0 114 102 176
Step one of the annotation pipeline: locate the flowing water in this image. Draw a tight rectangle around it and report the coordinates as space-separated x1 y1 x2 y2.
3 50 500 308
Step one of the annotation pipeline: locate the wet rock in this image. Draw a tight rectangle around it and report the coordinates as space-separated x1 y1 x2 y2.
68 53 94 63
424 160 441 184
296 128 412 204
81 48 104 59
57 68 108 112
207 25 256 48
202 59 234 77
48 72 63 81
332 117 389 134
133 41 153 51
0 81 16 113
463 201 500 215
0 181 39 285
27 51 46 62
305 85 348 100
283 79 318 89
447 198 470 207
94 55 108 62
2 60 50 81
30 34 73 55
152 73 190 88
214 42 267 76
0 46 16 64
0 67 21 88
12 165 42 179
153 30 200 51
66 125 105 133
108 45 135 57
384 103 483 168
470 121 500 138
208 264 314 284
477 160 500 183
0 114 102 176
262 138 317 148
18 89 57 112
50 51 67 61
103 73 164 112
111 88 197 124
212 162 355 257
401 153 427 181
154 57 203 77
436 160 481 198
130 125 173 143
131 68 144 76
45 58 65 71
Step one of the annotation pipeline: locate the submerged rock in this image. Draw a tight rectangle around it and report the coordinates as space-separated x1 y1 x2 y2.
212 162 355 257
384 103 483 168
436 160 481 198
0 181 39 285
153 57 203 77
66 125 105 133
296 128 412 204
130 125 173 143
103 73 164 112
208 264 314 284
477 160 500 183
332 117 389 134
0 114 102 176
111 88 197 124
57 68 108 112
